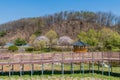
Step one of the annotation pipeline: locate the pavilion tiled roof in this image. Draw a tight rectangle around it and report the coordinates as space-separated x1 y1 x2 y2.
73 40 87 46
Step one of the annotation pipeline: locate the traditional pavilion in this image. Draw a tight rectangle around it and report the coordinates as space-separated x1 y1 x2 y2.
73 40 87 52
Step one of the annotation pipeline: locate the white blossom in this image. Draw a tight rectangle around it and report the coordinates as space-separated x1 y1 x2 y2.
57 36 73 46
33 36 49 45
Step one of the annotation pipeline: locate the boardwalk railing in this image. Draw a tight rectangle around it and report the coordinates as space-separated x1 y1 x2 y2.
0 52 120 64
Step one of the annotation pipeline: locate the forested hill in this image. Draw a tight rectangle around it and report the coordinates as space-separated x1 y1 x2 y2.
0 11 120 42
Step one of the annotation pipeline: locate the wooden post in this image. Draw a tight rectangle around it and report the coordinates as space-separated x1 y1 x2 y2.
11 65 14 75
92 62 94 75
41 53 44 75
102 52 104 75
52 53 54 75
119 52 120 65
31 64 34 76
80 62 81 73
92 52 94 75
1 65 3 74
61 63 64 75
111 62 113 73
71 52 74 74
30 53 33 76
98 61 100 71
110 53 112 74
20 65 22 77
82 53 84 74
73 63 74 74
71 62 72 74
89 61 91 73
108 52 111 76
61 53 64 75
52 63 54 75
9 65 11 77
22 65 24 74
41 63 44 75
102 62 104 75
82 63 84 74
71 62 74 74
108 64 111 76
79 53 81 73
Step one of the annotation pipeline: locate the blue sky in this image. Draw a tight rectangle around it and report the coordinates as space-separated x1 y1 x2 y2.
0 0 120 24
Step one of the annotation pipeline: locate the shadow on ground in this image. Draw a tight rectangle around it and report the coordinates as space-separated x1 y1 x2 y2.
0 70 120 78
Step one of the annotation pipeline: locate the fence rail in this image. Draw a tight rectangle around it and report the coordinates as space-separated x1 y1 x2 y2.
0 52 119 65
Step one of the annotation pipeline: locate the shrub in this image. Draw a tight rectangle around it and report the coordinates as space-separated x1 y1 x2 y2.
8 45 18 52
14 38 27 46
33 40 47 50
25 47 34 52
112 48 120 52
41 48 50 52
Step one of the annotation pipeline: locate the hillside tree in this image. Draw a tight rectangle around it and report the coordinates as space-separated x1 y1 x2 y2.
45 29 57 51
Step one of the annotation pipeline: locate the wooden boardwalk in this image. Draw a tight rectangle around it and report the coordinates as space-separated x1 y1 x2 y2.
0 52 120 76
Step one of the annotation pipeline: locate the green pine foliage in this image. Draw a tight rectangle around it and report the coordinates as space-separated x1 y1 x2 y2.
14 38 27 46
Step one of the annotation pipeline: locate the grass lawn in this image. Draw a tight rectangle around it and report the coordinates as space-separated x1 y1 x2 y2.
0 74 120 80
